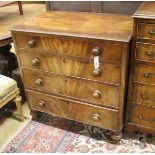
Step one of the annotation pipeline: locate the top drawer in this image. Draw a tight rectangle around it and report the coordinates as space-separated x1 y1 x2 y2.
137 23 155 40
13 32 123 63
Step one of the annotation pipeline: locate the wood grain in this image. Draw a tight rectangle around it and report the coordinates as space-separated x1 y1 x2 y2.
23 69 120 108
136 42 155 64
134 64 155 85
134 2 155 19
129 104 155 129
11 11 133 42
12 11 133 138
125 2 155 135
133 84 155 107
0 3 45 46
137 23 155 40
19 52 121 85
26 90 119 131
14 32 123 63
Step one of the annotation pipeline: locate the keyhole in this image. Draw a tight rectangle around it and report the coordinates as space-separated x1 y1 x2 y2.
65 79 67 83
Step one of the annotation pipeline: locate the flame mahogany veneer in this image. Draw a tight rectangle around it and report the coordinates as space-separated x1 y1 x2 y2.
11 11 133 142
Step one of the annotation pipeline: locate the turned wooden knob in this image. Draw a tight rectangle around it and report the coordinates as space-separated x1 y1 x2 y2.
35 79 43 86
148 29 155 35
92 68 101 77
38 100 46 107
92 47 102 56
92 114 101 121
138 115 143 120
32 58 39 66
146 50 153 57
144 72 150 78
27 40 36 48
93 90 101 98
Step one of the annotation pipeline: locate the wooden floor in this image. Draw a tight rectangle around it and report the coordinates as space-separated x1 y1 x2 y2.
0 3 46 37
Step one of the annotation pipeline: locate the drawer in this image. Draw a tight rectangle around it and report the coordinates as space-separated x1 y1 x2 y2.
134 64 155 85
129 104 155 129
136 42 155 63
19 52 121 85
137 23 155 40
14 32 123 63
23 69 120 108
26 90 119 131
133 84 155 107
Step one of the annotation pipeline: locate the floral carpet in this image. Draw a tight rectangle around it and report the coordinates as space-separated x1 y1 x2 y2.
1 112 155 153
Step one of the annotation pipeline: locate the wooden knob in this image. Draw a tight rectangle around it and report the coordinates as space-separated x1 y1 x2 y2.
27 40 36 48
32 58 39 66
92 68 101 77
138 115 143 120
141 94 147 99
148 29 155 35
38 100 46 107
144 72 150 78
35 79 43 86
92 114 101 121
92 47 102 56
146 50 153 57
93 90 101 98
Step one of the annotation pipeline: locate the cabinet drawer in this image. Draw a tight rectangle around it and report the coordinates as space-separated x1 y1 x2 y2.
23 69 120 108
19 52 121 85
14 32 123 63
129 104 155 129
136 42 155 63
133 84 155 107
26 90 119 130
134 64 155 84
137 23 155 40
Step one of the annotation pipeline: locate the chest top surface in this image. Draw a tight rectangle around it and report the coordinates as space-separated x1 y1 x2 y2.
12 11 133 42
134 2 155 19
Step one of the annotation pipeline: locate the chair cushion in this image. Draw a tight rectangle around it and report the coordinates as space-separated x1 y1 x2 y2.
0 75 17 99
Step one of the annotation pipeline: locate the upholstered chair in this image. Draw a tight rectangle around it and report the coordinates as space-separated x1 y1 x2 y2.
0 74 24 121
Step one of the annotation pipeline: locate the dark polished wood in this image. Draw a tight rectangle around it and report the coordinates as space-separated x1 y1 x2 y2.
12 11 133 142
134 2 155 19
125 2 155 136
22 68 120 109
19 52 121 85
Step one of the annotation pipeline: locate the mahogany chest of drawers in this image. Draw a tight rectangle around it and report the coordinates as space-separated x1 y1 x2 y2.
11 11 133 142
126 2 155 135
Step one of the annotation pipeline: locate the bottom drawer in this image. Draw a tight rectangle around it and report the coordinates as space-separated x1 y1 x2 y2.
129 104 155 129
26 90 119 131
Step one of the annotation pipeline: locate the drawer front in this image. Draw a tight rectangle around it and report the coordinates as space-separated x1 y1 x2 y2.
129 104 155 129
133 84 155 107
136 42 155 63
134 64 155 84
26 90 119 130
23 69 120 108
14 33 123 63
137 23 155 40
19 52 121 85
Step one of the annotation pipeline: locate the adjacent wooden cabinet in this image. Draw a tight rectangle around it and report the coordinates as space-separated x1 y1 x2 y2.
11 11 133 142
125 2 155 135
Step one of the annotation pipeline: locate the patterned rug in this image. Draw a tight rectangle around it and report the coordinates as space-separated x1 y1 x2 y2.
1 112 155 153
